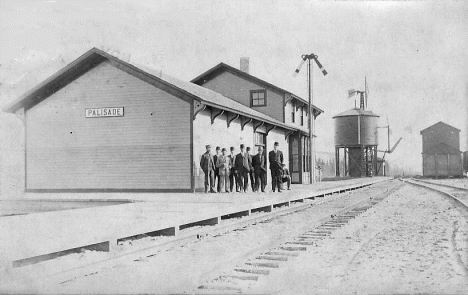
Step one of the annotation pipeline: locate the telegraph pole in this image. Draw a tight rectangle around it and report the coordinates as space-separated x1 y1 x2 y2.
294 54 327 184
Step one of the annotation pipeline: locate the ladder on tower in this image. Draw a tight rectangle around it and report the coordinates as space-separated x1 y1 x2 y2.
361 147 367 177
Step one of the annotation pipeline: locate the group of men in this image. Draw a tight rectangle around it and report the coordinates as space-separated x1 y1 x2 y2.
200 142 291 194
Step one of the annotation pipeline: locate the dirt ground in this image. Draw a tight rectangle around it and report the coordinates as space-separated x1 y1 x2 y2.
251 183 468 294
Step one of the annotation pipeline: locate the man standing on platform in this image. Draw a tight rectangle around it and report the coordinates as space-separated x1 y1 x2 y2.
268 142 283 193
234 144 251 193
246 147 255 192
229 147 238 192
216 148 230 193
213 146 221 192
252 146 267 192
200 145 216 193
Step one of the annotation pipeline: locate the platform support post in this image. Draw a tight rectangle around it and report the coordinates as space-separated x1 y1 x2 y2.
108 239 119 253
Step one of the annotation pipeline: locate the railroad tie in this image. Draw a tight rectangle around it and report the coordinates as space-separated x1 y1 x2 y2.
279 246 307 251
256 255 288 261
198 284 242 292
320 224 343 228
264 251 299 257
221 274 259 281
286 241 316 246
234 268 270 275
303 232 328 237
245 261 280 268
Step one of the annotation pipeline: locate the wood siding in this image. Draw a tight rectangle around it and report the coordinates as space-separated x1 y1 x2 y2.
421 124 460 153
422 154 462 177
193 109 289 191
284 100 309 128
199 71 284 122
26 61 191 190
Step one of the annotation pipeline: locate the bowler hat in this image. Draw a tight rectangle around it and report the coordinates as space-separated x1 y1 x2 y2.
274 142 279 146
222 148 227 152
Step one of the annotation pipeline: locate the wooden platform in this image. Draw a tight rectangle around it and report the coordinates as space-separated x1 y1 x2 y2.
0 177 390 270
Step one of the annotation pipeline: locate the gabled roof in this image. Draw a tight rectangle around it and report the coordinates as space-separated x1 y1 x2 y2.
424 142 461 155
332 108 379 118
2 47 307 133
420 121 460 134
190 62 324 115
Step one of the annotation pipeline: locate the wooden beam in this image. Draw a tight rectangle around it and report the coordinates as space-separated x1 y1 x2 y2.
241 116 252 131
312 108 321 119
227 112 239 128
211 108 224 124
253 120 265 133
193 101 205 120
284 93 293 106
265 124 276 135
285 130 295 140
296 102 305 111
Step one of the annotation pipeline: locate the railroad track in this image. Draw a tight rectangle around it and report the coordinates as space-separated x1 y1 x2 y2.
402 178 468 281
195 181 404 294
404 178 468 210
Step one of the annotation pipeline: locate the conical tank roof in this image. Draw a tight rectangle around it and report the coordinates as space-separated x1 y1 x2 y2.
332 107 379 118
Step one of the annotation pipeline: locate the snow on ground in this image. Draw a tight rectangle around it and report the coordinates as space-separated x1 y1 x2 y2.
252 183 468 295
8 183 389 294
422 178 468 190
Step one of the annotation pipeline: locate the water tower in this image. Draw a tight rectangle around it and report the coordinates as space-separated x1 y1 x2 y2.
333 86 379 177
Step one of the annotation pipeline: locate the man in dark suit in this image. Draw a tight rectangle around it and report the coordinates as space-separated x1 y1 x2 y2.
252 146 267 192
213 146 221 192
246 147 255 192
268 142 284 192
228 146 239 192
234 144 251 193
200 145 216 193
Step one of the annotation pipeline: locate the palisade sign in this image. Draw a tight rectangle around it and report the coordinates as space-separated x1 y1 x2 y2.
85 107 124 118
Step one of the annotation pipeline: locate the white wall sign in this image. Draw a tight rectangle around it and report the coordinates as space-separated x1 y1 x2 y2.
85 107 124 118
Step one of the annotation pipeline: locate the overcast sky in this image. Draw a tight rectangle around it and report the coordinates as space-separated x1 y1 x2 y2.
1 0 467 173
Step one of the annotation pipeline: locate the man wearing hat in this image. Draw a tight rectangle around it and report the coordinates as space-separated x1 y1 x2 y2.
268 142 284 192
200 145 216 193
234 144 251 193
213 146 221 192
216 148 230 193
246 147 255 192
228 147 239 192
252 146 267 192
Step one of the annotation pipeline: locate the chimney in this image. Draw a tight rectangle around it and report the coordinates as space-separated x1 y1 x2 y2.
240 57 249 74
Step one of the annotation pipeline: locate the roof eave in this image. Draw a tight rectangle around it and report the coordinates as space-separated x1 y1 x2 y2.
192 63 324 115
2 48 106 113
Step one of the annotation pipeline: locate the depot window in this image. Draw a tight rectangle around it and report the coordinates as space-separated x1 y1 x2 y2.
254 132 266 147
250 90 267 107
300 107 304 126
291 101 296 123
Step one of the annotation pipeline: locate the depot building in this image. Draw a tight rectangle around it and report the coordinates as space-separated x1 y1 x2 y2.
3 48 323 192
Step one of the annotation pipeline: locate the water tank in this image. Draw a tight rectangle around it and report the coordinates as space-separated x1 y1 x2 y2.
333 108 379 146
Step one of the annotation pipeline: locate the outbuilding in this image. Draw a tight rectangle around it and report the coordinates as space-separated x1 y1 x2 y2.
3 48 308 192
420 121 463 177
